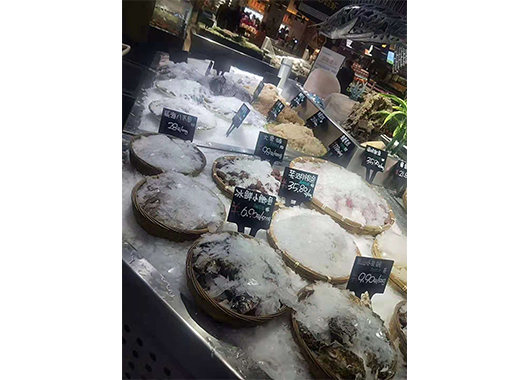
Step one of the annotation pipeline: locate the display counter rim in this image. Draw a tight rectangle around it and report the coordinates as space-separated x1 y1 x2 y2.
289 156 395 236
264 123 329 158
185 231 289 327
372 239 407 296
129 132 207 176
388 300 407 362
267 209 360 285
131 177 225 242
290 285 398 380
211 155 286 209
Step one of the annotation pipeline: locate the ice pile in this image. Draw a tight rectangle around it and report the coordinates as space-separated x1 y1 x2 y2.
192 232 300 316
294 283 397 379
272 208 360 278
215 157 282 196
136 172 225 231
132 134 204 174
205 95 266 129
376 230 407 285
293 160 391 226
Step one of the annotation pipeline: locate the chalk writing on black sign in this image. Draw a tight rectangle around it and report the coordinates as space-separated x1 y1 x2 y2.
159 107 197 141
396 160 407 179
254 131 287 164
290 92 306 108
325 134 355 167
346 256 394 299
267 100 285 122
306 111 326 129
362 146 388 183
252 81 265 103
279 167 318 206
227 187 276 236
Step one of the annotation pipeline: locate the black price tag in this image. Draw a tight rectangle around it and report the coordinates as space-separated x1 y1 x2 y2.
395 160 407 180
305 111 326 129
226 104 251 137
361 146 388 184
252 81 265 103
254 131 287 164
290 92 306 108
267 100 285 122
205 60 214 76
346 256 394 299
279 167 318 207
159 107 197 141
227 187 276 236
324 134 356 167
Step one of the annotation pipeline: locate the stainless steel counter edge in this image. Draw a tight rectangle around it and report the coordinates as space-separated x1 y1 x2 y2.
122 242 271 380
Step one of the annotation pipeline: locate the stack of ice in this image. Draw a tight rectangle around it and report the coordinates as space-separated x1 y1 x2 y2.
272 208 360 278
132 134 204 174
192 232 300 316
136 172 225 231
293 160 391 226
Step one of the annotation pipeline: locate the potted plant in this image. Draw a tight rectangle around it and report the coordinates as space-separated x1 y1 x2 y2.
372 94 407 155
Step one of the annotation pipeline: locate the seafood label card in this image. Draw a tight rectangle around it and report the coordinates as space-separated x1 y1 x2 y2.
395 160 407 179
347 256 394 299
324 134 356 167
252 81 265 103
228 187 276 236
254 131 287 164
267 100 286 122
279 167 318 207
226 104 251 137
362 146 388 183
159 107 197 141
290 92 306 108
305 111 326 129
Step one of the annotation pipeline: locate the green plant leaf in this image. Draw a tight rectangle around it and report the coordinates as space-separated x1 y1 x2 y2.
382 94 407 111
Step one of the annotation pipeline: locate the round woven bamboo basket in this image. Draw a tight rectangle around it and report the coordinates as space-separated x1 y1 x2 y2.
388 300 407 361
267 209 361 285
265 124 329 158
372 239 407 297
186 231 290 327
402 189 407 210
211 156 285 207
290 286 398 380
131 177 225 242
290 156 395 236
129 132 206 176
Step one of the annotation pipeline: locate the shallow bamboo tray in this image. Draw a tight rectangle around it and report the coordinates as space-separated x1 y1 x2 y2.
372 239 407 296
290 156 395 236
129 132 206 176
265 123 328 158
211 155 285 208
290 286 398 380
267 209 361 285
186 231 289 327
388 300 407 361
131 177 225 242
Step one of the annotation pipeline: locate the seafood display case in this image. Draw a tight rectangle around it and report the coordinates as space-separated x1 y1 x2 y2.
123 51 407 379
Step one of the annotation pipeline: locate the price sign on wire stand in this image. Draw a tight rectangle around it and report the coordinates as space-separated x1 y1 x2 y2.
226 103 251 137
346 256 394 299
159 107 198 141
305 111 326 129
393 160 407 194
279 167 318 207
228 187 276 236
290 92 306 108
267 100 285 122
361 146 388 184
324 134 356 167
205 60 214 76
254 131 287 165
251 81 265 103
